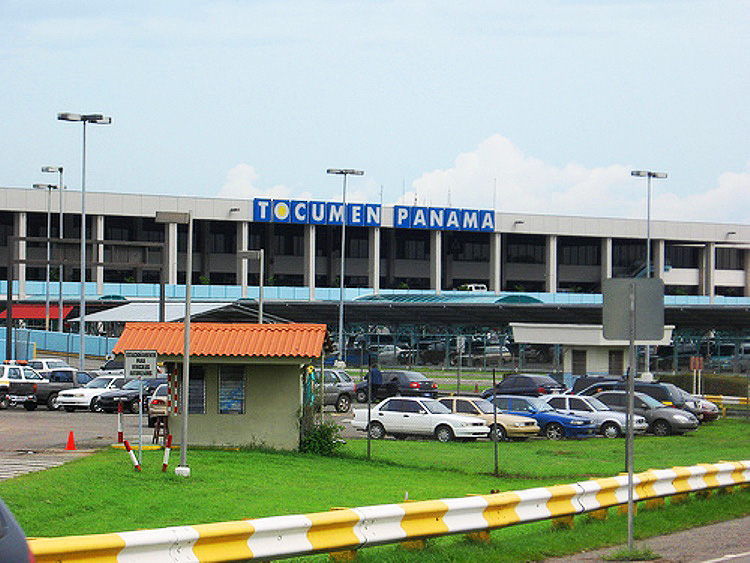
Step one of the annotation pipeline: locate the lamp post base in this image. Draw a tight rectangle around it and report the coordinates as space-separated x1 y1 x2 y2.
175 465 191 477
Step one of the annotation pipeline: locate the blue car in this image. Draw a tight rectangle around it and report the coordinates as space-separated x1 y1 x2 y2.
490 395 596 440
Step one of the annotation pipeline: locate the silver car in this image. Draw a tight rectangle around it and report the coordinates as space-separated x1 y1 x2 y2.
543 394 648 438
322 369 356 413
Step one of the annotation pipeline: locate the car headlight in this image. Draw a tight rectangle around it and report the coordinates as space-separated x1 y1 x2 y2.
569 419 584 426
513 422 524 427
673 414 689 423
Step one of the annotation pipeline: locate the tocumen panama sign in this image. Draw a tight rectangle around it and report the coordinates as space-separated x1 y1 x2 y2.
252 199 495 233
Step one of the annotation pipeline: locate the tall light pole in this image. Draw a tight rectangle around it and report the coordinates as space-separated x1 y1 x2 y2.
41 166 64 332
326 168 364 362
32 183 58 331
631 169 667 374
58 113 111 370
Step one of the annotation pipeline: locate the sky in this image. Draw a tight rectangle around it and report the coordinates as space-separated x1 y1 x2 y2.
2 1 749 223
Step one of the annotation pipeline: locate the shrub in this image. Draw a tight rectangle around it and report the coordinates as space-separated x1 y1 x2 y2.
300 422 344 456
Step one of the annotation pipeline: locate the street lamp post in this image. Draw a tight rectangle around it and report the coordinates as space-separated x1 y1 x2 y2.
58 113 111 370
631 169 667 373
32 183 59 331
326 169 364 362
41 166 64 332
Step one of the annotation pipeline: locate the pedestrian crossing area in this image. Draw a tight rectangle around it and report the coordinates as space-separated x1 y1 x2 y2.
0 452 82 481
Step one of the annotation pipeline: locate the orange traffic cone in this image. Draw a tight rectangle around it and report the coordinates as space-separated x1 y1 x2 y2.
65 431 76 451
474 382 479 393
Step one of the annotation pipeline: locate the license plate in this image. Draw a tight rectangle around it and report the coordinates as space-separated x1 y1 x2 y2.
9 395 34 402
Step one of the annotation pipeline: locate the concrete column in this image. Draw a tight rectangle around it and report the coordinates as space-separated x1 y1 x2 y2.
601 237 613 283
489 232 502 294
237 222 248 297
430 230 442 294
166 222 178 284
545 234 557 293
304 224 316 300
95 215 104 294
653 239 665 279
701 242 716 300
744 249 750 297
368 227 380 294
15 211 27 299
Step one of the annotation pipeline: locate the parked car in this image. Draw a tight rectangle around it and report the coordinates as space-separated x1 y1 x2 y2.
0 363 46 410
578 380 693 412
0 498 33 562
350 396 490 442
489 395 596 440
438 396 539 441
355 370 438 403
481 374 565 399
594 391 700 436
570 375 621 394
147 384 169 427
97 377 167 413
57 375 127 412
25 357 72 378
542 394 648 438
34 368 93 410
322 369 355 413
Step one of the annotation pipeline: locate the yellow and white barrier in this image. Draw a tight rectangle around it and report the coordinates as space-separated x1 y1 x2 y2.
704 394 750 407
29 460 750 562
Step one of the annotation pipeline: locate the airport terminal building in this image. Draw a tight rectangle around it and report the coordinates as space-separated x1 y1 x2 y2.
1 186 749 302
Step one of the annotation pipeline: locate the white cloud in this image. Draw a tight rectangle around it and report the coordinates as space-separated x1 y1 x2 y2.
218 163 313 201
409 135 750 224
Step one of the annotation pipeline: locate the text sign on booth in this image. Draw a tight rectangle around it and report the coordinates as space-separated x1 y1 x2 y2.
125 350 158 379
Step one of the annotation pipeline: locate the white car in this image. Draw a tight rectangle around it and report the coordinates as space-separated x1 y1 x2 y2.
351 396 490 442
57 375 127 412
542 394 648 438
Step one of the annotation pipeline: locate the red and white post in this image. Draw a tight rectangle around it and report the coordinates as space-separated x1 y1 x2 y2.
123 440 141 472
117 401 124 443
162 434 173 473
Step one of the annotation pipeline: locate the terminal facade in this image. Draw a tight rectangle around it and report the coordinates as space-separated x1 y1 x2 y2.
1 187 749 300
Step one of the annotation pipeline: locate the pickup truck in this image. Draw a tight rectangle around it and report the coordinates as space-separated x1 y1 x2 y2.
0 364 47 410
34 368 94 410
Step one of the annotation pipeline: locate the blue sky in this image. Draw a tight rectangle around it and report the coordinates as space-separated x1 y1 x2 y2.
2 1 749 222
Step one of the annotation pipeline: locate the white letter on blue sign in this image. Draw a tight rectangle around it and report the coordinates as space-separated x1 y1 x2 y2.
462 210 479 231
429 208 444 229
480 210 495 231
292 201 308 223
395 206 411 228
310 201 326 224
445 209 460 230
365 204 381 226
254 199 272 221
328 202 344 225
411 207 428 229
349 204 363 225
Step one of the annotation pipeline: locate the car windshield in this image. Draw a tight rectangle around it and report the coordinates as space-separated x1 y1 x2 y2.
472 399 495 414
404 372 428 381
526 397 553 412
338 371 353 382
121 379 148 390
421 399 451 414
586 397 611 411
154 385 167 396
85 377 114 389
639 394 664 408
22 367 43 380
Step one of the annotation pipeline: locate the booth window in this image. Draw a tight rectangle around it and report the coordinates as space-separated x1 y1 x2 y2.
219 366 245 414
188 366 206 414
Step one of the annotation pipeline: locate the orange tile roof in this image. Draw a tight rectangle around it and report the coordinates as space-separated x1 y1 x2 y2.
112 322 326 358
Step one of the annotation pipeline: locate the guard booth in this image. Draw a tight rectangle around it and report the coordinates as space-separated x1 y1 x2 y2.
113 322 327 451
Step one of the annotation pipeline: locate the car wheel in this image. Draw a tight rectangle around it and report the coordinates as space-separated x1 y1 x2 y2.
368 421 385 440
601 422 621 439
64 406 75 412
335 394 351 413
23 402 37 411
652 419 671 437
90 398 103 413
490 424 507 442
47 393 61 411
356 389 368 403
435 424 455 443
129 398 140 414
544 422 565 440
0 394 8 410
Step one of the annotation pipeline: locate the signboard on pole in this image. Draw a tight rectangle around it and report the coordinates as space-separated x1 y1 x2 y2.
125 350 158 379
602 279 665 341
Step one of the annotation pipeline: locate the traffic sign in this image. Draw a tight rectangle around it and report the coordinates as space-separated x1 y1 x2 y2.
125 350 158 379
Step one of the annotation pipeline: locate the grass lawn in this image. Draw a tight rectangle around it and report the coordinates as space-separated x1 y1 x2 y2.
1 419 748 561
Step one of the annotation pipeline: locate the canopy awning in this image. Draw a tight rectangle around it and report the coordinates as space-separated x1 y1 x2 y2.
0 304 74 320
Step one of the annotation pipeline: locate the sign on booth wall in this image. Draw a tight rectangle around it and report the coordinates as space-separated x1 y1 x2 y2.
252 199 495 233
125 350 158 379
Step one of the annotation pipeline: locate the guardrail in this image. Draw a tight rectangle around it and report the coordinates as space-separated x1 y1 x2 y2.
704 394 749 406
29 460 750 562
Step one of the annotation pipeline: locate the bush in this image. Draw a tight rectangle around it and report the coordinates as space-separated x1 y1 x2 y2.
300 422 344 456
